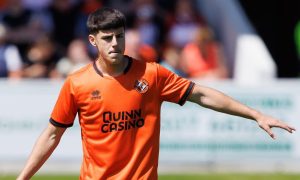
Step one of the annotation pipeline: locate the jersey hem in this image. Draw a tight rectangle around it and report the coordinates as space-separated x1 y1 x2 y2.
178 81 195 106
49 118 73 128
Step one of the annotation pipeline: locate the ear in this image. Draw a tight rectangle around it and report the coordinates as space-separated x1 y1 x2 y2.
88 34 97 46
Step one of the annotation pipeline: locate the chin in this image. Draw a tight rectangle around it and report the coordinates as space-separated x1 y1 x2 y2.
109 56 123 64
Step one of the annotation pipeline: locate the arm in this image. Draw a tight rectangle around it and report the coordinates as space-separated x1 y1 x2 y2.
187 84 296 139
17 123 66 180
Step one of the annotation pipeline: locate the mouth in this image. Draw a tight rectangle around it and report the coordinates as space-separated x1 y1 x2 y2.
109 50 121 54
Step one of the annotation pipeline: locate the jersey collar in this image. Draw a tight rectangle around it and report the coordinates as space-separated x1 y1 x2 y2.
93 55 132 77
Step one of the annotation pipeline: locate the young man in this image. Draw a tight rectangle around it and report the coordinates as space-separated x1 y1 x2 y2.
17 7 296 180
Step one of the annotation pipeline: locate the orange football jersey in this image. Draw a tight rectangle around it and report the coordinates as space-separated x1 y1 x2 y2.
50 56 195 179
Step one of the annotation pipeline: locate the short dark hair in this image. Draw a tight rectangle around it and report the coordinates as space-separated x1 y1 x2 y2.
87 7 126 35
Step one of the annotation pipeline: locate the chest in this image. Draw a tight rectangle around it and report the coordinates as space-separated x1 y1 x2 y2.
76 75 156 114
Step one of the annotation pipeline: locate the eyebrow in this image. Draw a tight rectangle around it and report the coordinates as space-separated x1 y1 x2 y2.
101 32 124 38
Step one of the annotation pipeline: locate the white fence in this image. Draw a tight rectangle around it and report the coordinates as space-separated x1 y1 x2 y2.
0 79 299 173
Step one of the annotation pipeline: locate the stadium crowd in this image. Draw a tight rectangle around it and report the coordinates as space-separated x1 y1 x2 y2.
0 0 228 80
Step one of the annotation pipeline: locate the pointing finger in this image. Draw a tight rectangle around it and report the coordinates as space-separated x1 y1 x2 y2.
271 121 296 133
262 126 276 139
284 126 295 133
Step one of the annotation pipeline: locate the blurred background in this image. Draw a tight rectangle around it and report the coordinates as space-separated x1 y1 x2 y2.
0 0 300 80
0 0 300 179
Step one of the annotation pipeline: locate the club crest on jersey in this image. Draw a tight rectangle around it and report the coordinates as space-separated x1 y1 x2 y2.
91 90 101 100
134 79 149 93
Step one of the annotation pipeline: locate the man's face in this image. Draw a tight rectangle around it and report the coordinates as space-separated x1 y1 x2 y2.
89 27 125 64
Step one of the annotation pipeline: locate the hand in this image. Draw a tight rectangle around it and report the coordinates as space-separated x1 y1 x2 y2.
256 114 296 139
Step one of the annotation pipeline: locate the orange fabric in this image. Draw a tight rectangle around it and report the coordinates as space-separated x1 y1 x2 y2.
51 57 194 179
181 42 218 77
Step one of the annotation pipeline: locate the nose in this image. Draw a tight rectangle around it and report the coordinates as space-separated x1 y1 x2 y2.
111 35 118 46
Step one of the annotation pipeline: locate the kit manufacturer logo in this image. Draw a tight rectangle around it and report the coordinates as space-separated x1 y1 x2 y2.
91 90 101 100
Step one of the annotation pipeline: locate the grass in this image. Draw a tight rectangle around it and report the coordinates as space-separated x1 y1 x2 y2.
1 173 300 180
159 173 300 180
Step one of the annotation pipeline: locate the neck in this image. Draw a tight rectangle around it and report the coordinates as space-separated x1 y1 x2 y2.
96 56 128 77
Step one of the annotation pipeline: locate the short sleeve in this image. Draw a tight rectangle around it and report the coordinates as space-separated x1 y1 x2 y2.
157 64 195 105
50 77 78 127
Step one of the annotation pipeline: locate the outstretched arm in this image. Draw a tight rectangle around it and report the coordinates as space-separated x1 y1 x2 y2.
17 123 66 180
187 84 296 139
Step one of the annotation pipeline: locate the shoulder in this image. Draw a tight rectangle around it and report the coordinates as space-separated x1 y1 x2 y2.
68 63 93 79
130 57 161 76
65 63 94 86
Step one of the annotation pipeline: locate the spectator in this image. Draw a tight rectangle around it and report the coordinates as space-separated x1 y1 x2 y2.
160 46 186 77
102 0 131 14
75 0 103 39
22 35 62 78
124 29 157 62
126 0 166 49
21 0 52 11
0 23 23 79
55 38 92 78
0 0 7 11
167 0 205 49
161 0 209 77
124 29 142 59
1 0 49 62
81 0 102 14
47 0 82 50
180 27 228 79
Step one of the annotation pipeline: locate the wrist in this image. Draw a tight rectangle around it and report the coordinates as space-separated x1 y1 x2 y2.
251 110 263 122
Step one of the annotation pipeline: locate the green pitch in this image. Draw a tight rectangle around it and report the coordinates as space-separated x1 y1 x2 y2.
1 173 300 180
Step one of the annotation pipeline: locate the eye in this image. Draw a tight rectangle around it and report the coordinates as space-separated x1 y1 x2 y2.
102 36 112 41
